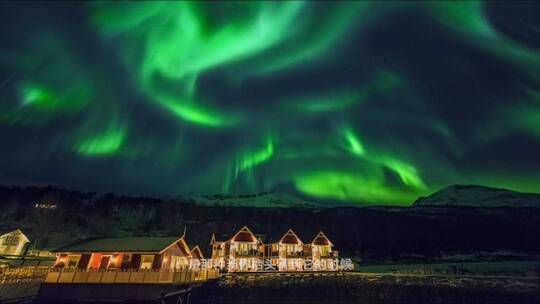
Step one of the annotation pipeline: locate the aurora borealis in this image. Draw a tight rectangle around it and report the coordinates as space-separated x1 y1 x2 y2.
1 1 540 206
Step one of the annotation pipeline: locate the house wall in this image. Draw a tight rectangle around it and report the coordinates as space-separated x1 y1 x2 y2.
78 253 91 269
162 242 191 269
54 252 164 270
212 242 228 259
312 245 333 259
54 254 68 267
151 254 162 269
88 253 158 269
87 253 103 269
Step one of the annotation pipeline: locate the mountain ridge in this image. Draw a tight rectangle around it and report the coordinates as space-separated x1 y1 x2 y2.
413 184 540 208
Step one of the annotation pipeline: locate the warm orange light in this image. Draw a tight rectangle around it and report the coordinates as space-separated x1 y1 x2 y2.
55 255 67 267
108 255 119 267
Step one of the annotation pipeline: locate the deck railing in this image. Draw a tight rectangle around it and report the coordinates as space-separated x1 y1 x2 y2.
0 266 50 279
43 268 220 284
232 250 261 258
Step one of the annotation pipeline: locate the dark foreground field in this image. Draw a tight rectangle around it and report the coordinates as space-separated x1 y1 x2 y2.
190 273 540 304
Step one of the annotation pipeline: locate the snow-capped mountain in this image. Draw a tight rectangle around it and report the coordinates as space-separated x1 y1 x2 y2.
413 185 540 208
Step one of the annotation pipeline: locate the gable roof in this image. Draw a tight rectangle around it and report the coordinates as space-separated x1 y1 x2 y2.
164 237 192 257
279 229 303 245
0 229 30 243
210 232 230 245
230 226 257 243
54 237 183 254
190 246 204 259
312 231 333 246
210 233 220 245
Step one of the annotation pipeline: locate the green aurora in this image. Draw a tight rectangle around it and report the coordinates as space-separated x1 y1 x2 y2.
1 1 540 206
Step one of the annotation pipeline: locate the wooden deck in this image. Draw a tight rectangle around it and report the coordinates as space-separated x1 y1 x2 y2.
1 268 219 303
44 268 219 284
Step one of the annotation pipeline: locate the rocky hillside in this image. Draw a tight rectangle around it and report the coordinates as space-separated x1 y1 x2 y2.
413 185 540 208
1 185 540 261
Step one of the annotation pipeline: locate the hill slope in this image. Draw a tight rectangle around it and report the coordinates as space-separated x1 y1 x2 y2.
414 185 540 208
187 192 320 208
1 185 540 260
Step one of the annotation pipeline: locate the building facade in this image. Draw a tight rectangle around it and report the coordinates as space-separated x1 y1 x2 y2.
0 229 30 256
189 245 204 269
53 236 194 270
211 226 339 272
211 226 263 272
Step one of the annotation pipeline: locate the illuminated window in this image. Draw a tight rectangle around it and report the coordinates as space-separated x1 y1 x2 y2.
140 255 154 269
67 255 80 268
239 243 249 254
2 235 20 246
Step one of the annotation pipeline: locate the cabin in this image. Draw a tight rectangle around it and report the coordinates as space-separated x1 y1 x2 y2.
311 231 338 271
0 229 30 256
210 226 264 272
211 226 338 272
53 236 192 270
263 229 305 271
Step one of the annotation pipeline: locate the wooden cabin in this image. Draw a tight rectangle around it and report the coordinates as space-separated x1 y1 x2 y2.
210 226 263 272
211 227 339 272
263 229 305 271
311 231 338 271
53 236 192 270
0 229 30 256
278 229 305 271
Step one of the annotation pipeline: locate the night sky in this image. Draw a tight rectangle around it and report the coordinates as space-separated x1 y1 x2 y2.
1 1 540 206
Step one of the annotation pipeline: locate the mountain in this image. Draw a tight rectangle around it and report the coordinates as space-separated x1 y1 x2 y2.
1 184 540 260
186 192 320 208
413 184 540 208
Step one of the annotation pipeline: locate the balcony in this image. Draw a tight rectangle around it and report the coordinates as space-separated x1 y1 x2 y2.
264 250 279 258
316 251 339 258
232 249 260 258
283 252 304 258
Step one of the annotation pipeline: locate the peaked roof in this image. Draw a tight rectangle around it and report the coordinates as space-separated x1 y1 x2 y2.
210 232 230 244
54 237 184 253
279 229 303 245
210 233 220 245
190 246 204 259
166 237 192 257
312 231 333 246
0 229 30 242
230 226 257 243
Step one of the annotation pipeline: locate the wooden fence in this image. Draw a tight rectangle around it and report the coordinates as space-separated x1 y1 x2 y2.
43 268 220 284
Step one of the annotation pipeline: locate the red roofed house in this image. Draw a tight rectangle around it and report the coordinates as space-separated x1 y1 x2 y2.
53 236 192 270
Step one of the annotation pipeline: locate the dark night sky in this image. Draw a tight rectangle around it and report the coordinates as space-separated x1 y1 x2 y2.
1 1 540 206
